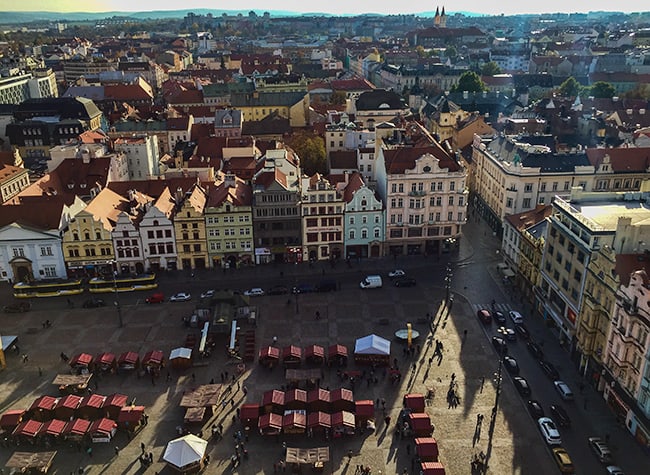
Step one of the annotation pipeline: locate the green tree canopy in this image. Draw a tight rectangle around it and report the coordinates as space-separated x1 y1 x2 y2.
480 61 502 76
451 71 486 93
287 131 326 176
557 76 582 97
588 81 616 99
445 45 458 59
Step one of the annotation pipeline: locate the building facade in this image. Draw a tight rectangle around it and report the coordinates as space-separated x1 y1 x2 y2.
113 135 160 180
139 187 178 272
173 184 208 270
342 172 385 259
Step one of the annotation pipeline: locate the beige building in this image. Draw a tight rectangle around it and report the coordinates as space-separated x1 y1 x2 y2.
173 184 208 270
205 174 254 269
0 163 30 203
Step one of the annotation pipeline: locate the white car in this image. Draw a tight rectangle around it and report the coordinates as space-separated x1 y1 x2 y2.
508 310 524 325
200 290 215 299
244 288 265 297
606 466 625 475
538 417 562 445
388 269 406 278
170 292 191 302
554 381 574 401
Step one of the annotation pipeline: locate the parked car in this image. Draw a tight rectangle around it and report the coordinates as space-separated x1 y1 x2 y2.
538 417 562 445
527 400 545 419
243 288 265 297
388 269 406 278
550 405 571 428
316 280 337 292
292 283 316 294
527 341 545 360
268 285 289 295
3 301 31 313
508 310 524 324
393 277 417 287
552 447 575 474
82 298 106 308
606 466 625 475
145 292 165 304
200 290 215 299
493 311 506 324
491 336 508 356
170 292 191 302
515 323 530 340
588 437 613 464
477 309 492 324
540 360 560 380
513 376 532 397
554 381 574 401
503 356 519 375
500 327 516 341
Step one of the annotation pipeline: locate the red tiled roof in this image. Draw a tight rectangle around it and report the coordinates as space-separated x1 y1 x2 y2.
503 204 553 230
384 145 459 174
206 177 252 208
586 147 650 172
615 256 650 286
104 83 153 101
342 172 365 203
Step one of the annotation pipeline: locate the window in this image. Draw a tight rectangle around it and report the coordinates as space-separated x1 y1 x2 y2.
540 182 547 192
506 198 513 208
374 228 380 238
436 196 442 206
40 246 53 256
564 181 570 191
12 247 24 257
43 266 57 277
449 181 455 191
459 196 464 206
523 198 531 208
448 196 454 205
193 244 201 252
349 230 355 239
524 183 533 192
361 229 368 238
552 182 558 191
398 184 404 193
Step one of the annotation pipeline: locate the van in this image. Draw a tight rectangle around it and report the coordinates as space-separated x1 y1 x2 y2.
360 275 383 289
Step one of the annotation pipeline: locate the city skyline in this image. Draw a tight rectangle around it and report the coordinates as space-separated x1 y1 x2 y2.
4 0 648 16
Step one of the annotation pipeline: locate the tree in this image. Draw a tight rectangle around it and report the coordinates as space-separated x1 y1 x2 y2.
445 45 458 59
451 71 485 93
481 61 502 76
557 76 582 97
287 131 326 176
588 81 616 99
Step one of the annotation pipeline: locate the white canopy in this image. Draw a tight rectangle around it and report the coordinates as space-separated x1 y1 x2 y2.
169 347 192 360
354 334 391 355
163 434 207 468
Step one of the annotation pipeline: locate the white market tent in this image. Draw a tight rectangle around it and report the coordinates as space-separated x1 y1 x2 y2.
354 334 391 355
163 434 207 471
170 347 192 360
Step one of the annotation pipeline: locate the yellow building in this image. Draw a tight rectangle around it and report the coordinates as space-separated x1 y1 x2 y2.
62 188 125 276
230 90 310 127
174 183 208 270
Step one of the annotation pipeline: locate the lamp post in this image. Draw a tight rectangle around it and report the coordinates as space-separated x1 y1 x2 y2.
492 356 504 417
110 260 123 328
444 264 453 302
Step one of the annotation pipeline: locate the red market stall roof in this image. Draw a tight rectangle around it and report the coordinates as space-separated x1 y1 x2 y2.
96 352 115 366
0 410 25 430
117 406 145 424
331 411 355 428
13 420 43 438
284 389 307 408
38 419 66 437
239 404 260 421
118 351 139 366
64 418 91 437
282 345 302 361
70 353 93 368
282 412 306 430
262 390 285 407
404 393 426 413
420 461 446 474
29 396 57 412
354 400 375 418
103 393 128 408
330 388 353 403
328 344 348 359
89 418 117 437
307 388 330 404
258 413 282 431
304 344 325 360
409 413 433 432
415 437 439 462
307 411 331 429
81 394 106 409
57 394 82 411
259 346 280 361
142 350 164 367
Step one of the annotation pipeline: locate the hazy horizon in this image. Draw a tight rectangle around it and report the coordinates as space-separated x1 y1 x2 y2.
3 0 648 16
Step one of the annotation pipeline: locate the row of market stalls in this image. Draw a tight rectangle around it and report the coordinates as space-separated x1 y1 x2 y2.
67 350 174 374
402 394 447 474
0 393 146 447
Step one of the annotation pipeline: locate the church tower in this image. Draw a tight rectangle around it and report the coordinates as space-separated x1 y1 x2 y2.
434 7 440 26
440 7 447 28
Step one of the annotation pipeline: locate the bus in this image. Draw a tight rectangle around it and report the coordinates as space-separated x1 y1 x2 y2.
13 279 84 298
88 273 158 293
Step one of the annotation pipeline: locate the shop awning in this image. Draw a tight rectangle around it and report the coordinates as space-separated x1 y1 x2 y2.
328 344 348 359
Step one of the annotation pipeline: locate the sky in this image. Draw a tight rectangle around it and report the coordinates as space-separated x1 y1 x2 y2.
4 1 647 16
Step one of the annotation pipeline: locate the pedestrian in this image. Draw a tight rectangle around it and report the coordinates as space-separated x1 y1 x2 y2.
480 376 485 393
315 310 320 320
114 446 120 456
191 373 196 382
149 452 153 464
38 367 42 376
166 371 172 382
406 444 411 454
272 336 278 345
86 446 92 458
237 381 240 390
21 354 28 363
243 386 248 395
463 329 468 340
348 449 353 460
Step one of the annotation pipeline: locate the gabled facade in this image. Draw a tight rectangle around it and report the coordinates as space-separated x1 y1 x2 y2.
300 173 344 262
0 163 30 203
205 174 254 269
341 172 385 259
173 183 208 270
140 187 178 272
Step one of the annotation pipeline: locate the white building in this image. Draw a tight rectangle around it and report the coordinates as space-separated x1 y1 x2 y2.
139 187 178 271
114 135 160 180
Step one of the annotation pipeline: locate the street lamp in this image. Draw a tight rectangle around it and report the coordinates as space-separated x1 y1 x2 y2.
110 260 123 328
492 357 504 419
444 264 453 302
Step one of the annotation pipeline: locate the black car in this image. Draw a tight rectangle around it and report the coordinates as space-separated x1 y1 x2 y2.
549 405 571 428
503 356 519 375
316 280 337 292
394 277 417 287
527 341 545 360
492 336 508 356
82 298 106 308
515 323 531 340
527 400 545 419
292 283 316 294
513 376 532 397
494 311 506 324
540 360 560 380
268 285 289 295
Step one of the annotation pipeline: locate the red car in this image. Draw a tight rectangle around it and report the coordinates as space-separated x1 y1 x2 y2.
145 292 164 304
477 309 492 324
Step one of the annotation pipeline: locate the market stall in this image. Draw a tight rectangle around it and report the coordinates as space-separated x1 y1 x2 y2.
327 344 348 367
37 419 66 448
53 374 92 395
307 388 331 413
307 412 331 437
12 420 42 445
285 368 321 388
116 405 145 433
239 404 260 427
420 461 446 474
404 393 426 413
169 347 193 370
28 396 57 421
102 393 128 420
354 400 375 431
62 418 91 444
89 418 117 443
330 411 356 437
5 451 56 474
407 413 434 437
258 413 282 436
262 390 285 415
282 345 302 367
184 407 206 425
54 394 82 421
285 447 329 473
163 433 208 473
117 351 140 372
179 384 221 419
415 437 440 462
78 394 107 420
330 388 354 413
284 389 308 410
95 352 116 373
259 346 280 368
282 411 306 434
353 334 391 366
142 350 165 373
69 353 94 374
0 409 25 433
304 345 325 366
